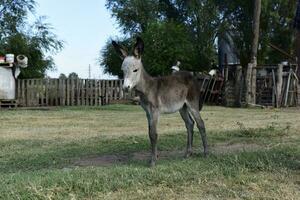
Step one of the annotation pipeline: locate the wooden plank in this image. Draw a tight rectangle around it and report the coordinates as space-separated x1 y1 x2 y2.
16 80 21 106
234 66 242 106
89 79 92 106
119 79 123 100
105 80 109 105
94 80 98 106
113 80 117 101
17 79 21 104
80 79 84 106
276 64 283 107
81 79 85 106
87 79 90 106
284 69 292 107
272 69 276 107
22 79 26 106
49 79 53 106
85 79 88 106
26 79 30 106
70 78 75 106
45 79 49 106
76 79 80 106
40 79 43 106
66 78 70 106
59 79 64 106
101 80 105 104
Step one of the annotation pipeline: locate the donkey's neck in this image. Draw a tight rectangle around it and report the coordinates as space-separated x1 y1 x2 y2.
134 66 155 95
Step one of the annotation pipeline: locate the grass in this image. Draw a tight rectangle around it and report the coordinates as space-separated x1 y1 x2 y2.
0 105 299 199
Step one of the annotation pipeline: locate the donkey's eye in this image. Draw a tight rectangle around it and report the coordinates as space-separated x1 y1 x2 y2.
133 69 138 72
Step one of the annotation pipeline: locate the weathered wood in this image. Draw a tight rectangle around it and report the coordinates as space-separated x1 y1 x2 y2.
284 69 292 107
246 0 261 106
245 63 253 105
251 66 257 104
276 64 283 107
105 80 109 105
296 31 300 79
235 65 242 106
251 0 261 64
119 79 123 99
272 69 277 106
0 99 18 108
16 78 144 107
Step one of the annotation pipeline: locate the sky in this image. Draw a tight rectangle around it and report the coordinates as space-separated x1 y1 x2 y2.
32 0 120 79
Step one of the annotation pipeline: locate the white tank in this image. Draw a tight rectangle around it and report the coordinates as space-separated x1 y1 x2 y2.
0 66 16 99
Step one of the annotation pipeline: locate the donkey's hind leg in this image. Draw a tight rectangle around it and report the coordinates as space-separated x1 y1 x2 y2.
186 104 208 156
179 105 194 158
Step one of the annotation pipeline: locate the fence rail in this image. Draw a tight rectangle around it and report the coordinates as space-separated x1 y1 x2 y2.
16 78 130 107
16 76 223 107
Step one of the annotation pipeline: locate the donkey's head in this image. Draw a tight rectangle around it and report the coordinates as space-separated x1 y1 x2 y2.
112 37 144 91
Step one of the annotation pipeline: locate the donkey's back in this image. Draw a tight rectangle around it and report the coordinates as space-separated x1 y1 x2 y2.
154 71 204 113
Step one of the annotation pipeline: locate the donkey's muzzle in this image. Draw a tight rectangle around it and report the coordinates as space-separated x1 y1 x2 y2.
123 85 131 92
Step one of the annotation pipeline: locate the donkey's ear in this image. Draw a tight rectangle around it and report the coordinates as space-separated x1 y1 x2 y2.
133 37 144 58
112 40 128 59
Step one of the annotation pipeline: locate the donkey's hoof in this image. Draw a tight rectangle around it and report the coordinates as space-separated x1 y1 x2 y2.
184 151 193 158
149 160 156 167
203 151 209 157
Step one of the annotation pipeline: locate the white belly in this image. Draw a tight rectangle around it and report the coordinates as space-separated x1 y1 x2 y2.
159 101 184 114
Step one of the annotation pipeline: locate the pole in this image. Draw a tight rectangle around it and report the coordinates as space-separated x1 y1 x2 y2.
246 0 261 105
88 64 91 79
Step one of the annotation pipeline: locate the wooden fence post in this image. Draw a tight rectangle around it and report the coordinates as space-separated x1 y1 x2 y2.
251 65 257 104
235 65 242 107
276 64 283 107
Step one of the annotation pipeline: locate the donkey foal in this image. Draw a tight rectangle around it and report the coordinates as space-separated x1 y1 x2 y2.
112 37 208 167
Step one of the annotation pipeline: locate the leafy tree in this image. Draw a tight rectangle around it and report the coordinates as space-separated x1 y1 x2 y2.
102 0 297 77
102 0 219 77
101 37 132 78
59 73 67 79
0 0 35 39
0 0 63 78
141 21 197 75
106 0 159 33
216 0 297 66
68 72 79 79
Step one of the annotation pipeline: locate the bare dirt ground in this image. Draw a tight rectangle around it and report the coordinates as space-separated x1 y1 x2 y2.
74 142 262 167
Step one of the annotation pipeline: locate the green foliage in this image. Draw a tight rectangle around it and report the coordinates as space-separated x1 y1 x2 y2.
259 0 297 64
101 37 132 78
106 0 159 33
0 0 63 78
59 73 67 79
217 0 297 66
102 0 297 77
102 0 219 77
141 21 197 75
0 0 35 38
68 72 79 79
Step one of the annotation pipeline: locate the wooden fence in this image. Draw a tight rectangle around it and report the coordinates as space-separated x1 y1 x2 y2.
16 76 224 107
223 64 300 107
16 79 134 107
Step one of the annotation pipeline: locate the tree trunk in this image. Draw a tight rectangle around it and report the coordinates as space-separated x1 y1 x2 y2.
246 0 261 105
251 0 262 64
296 30 300 81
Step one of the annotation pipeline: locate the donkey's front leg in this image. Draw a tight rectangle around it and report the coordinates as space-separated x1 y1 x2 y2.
146 108 159 167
